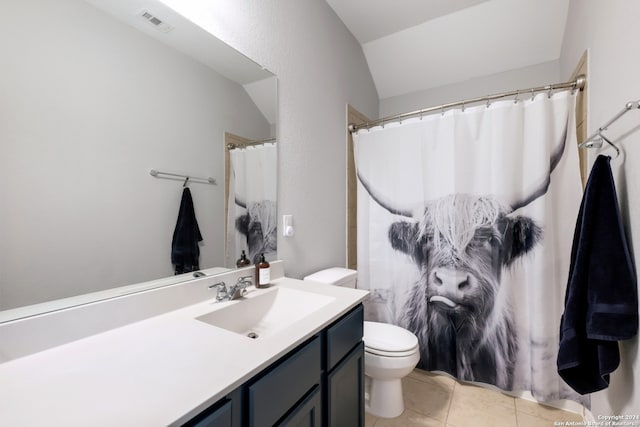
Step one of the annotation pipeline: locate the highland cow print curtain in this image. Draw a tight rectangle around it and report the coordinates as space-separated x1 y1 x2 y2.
225 143 277 267
355 90 587 405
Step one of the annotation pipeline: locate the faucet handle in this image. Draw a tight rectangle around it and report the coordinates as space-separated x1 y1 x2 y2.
238 275 253 283
209 281 228 301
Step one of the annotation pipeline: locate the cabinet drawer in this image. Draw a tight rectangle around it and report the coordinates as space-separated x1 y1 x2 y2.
248 336 321 427
326 304 363 370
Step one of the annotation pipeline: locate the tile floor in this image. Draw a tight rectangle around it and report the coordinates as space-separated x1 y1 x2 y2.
365 369 585 427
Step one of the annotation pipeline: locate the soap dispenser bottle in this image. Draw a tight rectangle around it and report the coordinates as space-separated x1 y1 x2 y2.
256 253 270 288
236 250 250 268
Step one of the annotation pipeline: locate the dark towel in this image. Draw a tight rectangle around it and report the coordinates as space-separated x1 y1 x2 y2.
557 155 638 394
171 188 203 274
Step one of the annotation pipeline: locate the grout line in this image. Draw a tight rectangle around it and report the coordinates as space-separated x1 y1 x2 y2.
443 378 457 426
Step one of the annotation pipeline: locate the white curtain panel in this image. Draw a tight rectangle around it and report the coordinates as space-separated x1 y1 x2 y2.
355 91 586 405
225 143 277 266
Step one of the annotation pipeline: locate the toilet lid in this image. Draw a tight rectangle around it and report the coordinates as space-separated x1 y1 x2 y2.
363 321 419 353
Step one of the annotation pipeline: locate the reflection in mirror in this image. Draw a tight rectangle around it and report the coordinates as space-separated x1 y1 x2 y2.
0 0 277 319
224 135 278 267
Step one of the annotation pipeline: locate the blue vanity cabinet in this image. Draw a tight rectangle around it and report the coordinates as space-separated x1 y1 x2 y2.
326 343 364 427
182 397 233 427
247 336 322 427
277 385 322 426
182 304 364 427
324 305 365 427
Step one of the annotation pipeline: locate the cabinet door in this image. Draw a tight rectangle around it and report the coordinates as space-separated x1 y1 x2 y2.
249 336 321 427
183 399 232 427
326 342 364 427
277 385 322 427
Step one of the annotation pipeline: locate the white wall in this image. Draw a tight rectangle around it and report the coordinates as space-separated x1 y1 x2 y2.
380 60 561 117
560 0 640 418
0 0 270 309
158 0 380 279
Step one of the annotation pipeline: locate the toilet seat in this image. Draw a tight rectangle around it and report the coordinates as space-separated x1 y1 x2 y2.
363 321 419 358
365 346 418 358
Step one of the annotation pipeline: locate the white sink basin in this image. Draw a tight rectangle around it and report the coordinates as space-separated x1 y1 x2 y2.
196 286 335 339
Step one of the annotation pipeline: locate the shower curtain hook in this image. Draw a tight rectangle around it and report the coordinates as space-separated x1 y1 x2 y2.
514 90 520 104
547 86 553 99
485 97 491 109
461 102 465 112
183 176 190 187
530 88 535 101
420 109 423 120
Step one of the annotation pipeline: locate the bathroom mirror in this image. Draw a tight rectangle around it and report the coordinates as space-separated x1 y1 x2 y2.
0 0 277 319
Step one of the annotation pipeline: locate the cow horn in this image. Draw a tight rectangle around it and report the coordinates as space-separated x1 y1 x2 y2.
235 195 247 209
356 169 414 218
509 119 568 211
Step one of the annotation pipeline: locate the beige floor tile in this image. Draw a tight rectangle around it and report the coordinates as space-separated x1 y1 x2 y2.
373 409 445 427
408 369 456 391
365 411 379 427
515 399 584 422
516 411 560 427
453 381 516 411
446 382 517 427
402 376 453 421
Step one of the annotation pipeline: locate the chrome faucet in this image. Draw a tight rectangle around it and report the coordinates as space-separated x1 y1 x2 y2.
209 275 253 302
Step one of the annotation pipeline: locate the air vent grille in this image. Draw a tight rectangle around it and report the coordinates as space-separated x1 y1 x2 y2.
138 10 173 33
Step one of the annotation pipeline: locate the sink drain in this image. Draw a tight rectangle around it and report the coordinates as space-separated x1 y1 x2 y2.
247 332 259 339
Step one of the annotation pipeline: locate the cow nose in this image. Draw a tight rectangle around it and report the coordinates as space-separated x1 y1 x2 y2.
432 268 471 293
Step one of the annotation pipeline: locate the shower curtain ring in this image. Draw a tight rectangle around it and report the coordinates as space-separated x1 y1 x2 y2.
183 176 190 187
547 86 553 99
514 90 520 104
461 102 465 112
485 97 491 109
530 89 535 101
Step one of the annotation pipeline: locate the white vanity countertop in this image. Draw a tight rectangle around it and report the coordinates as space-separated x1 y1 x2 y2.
0 278 368 427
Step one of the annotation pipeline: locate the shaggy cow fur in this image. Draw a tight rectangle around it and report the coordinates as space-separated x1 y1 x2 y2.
394 194 541 389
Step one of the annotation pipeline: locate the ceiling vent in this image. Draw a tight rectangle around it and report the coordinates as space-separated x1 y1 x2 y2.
138 10 174 33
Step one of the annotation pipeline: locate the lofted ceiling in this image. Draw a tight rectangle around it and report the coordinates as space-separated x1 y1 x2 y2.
326 0 571 100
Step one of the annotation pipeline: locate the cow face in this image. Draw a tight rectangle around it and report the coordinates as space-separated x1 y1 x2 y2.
389 194 541 330
235 200 277 264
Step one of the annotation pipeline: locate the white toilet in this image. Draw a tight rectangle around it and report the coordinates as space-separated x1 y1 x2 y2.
303 268 420 418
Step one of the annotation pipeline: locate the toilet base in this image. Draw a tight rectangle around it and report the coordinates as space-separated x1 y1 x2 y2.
365 376 405 418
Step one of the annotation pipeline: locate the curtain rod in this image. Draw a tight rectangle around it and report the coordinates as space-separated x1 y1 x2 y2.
349 75 586 133
149 169 217 185
227 137 276 150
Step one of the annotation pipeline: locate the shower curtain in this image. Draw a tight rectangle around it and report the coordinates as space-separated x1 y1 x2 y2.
355 91 586 405
225 143 277 266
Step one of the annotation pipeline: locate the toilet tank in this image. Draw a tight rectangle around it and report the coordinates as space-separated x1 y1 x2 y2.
303 268 357 288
